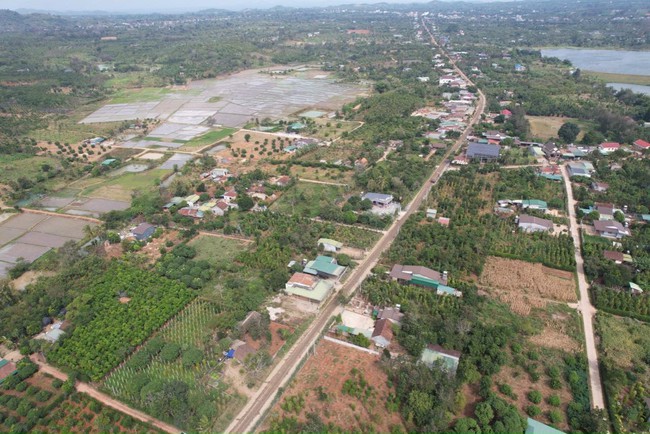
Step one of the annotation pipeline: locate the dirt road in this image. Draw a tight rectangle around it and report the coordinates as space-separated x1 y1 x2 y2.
561 165 605 409
22 208 102 224
225 19 486 434
198 230 254 243
29 355 182 434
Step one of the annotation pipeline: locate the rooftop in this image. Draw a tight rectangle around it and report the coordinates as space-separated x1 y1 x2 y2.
519 214 553 229
525 418 565 434
467 142 501 158
284 278 334 303
390 264 448 285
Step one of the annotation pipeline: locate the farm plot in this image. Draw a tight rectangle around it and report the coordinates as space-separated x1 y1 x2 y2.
79 168 172 202
0 367 156 433
188 235 249 265
270 181 348 217
479 257 577 302
262 339 404 433
47 264 195 381
103 299 242 432
0 213 97 277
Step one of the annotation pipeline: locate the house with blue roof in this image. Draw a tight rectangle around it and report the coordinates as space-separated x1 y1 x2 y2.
525 418 564 434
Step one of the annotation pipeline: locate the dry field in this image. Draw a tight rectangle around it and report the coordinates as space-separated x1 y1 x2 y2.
212 130 294 174
480 257 577 303
262 339 404 433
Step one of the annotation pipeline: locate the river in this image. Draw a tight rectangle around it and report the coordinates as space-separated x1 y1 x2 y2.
541 48 650 94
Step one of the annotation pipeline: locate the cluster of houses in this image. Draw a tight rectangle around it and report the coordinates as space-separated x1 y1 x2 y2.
284 254 347 305
580 202 631 239
164 192 239 219
413 89 476 140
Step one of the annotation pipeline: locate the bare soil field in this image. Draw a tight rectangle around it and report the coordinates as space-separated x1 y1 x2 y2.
479 257 577 302
262 339 404 433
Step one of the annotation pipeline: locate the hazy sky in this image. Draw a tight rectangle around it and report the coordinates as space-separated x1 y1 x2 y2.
4 0 422 13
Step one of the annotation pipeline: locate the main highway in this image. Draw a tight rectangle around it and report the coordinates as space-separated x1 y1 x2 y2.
225 17 486 433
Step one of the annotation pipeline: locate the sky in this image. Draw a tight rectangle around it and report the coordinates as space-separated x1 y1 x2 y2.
4 0 425 13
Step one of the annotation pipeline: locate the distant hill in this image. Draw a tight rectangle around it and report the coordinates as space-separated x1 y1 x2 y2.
0 9 70 33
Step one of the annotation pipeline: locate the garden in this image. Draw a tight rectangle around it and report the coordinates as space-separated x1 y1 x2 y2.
47 263 195 381
0 360 155 433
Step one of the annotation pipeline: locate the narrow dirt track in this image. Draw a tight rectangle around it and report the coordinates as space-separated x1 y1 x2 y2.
225 17 486 434
30 355 182 434
561 166 605 409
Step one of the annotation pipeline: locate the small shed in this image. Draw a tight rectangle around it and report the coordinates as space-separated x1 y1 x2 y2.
318 238 343 253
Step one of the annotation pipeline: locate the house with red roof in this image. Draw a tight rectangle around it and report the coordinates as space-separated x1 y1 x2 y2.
500 109 512 118
599 142 621 154
633 139 650 151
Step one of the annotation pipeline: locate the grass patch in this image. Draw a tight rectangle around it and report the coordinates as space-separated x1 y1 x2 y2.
526 116 592 141
109 87 173 103
208 96 222 103
179 128 238 150
270 181 347 217
80 168 171 201
188 235 249 265
584 71 650 86
0 154 60 185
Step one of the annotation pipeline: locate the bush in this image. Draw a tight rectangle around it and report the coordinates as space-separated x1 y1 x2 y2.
35 390 52 402
159 342 181 363
181 347 204 368
51 379 63 389
526 405 541 417
547 394 561 407
528 390 542 404
15 382 28 392
549 409 563 424
25 385 39 396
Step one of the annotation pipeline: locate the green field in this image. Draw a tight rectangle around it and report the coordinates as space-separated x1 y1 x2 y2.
80 168 171 201
179 128 238 151
584 71 650 86
188 235 249 264
270 181 347 217
108 86 202 104
0 154 60 185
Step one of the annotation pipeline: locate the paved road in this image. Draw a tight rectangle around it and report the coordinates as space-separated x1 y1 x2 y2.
225 19 486 434
29 355 182 434
561 165 605 409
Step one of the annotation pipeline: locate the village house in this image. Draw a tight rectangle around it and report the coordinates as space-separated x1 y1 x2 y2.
567 161 595 178
131 222 156 241
371 319 393 348
284 272 335 304
525 418 564 434
163 197 184 210
518 214 553 233
603 250 624 264
420 344 461 374
317 238 343 253
361 192 394 206
595 202 617 220
184 194 200 207
222 189 238 203
591 182 609 192
599 142 621 155
633 139 650 151
178 207 204 219
521 199 548 212
438 74 456 86
303 255 347 279
273 175 292 187
466 142 501 162
391 264 448 286
0 359 18 384
593 220 630 239
210 201 229 216
376 306 404 325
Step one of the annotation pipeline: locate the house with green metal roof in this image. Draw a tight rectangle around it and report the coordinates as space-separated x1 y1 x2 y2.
522 199 548 211
289 122 306 131
101 158 117 167
525 418 564 434
0 359 18 384
303 255 346 279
